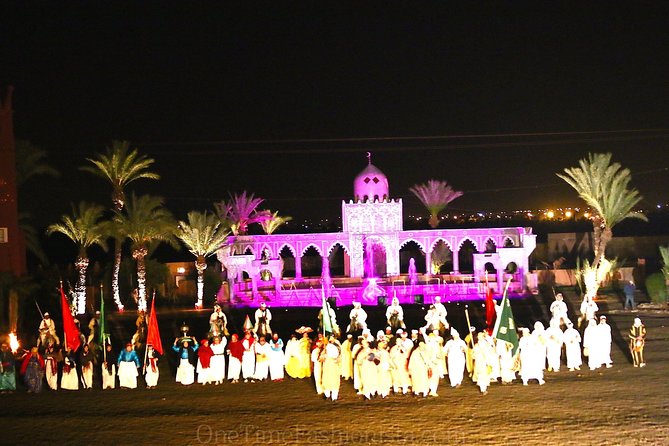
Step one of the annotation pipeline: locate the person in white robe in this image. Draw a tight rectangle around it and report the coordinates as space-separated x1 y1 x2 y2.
444 329 467 387
197 339 215 385
351 337 364 393
496 339 516 384
79 344 94 389
311 337 324 394
268 334 284 381
43 344 60 390
339 334 353 380
60 350 79 390
408 342 430 397
433 296 449 325
545 318 564 372
483 332 500 382
144 345 159 388
598 315 613 368
532 321 547 371
472 332 493 393
579 297 598 329
375 340 393 398
38 312 60 348
321 338 342 401
117 343 141 389
241 331 256 382
253 302 272 337
357 340 379 399
209 336 227 385
347 302 368 333
549 293 571 327
253 336 271 381
389 330 412 394
563 321 582 371
101 343 116 390
518 328 545 385
583 318 600 370
385 297 406 331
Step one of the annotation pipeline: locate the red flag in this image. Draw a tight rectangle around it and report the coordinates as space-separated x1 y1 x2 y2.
60 286 81 352
485 287 497 336
146 297 163 355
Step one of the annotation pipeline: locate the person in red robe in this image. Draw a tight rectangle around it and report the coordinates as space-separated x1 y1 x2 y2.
226 334 244 383
197 339 214 385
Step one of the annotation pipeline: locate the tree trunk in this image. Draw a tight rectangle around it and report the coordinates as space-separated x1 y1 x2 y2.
133 247 148 312
428 214 439 229
75 256 89 315
112 240 124 311
195 257 207 308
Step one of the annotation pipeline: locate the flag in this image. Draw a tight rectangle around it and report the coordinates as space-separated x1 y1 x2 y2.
321 286 333 336
485 287 496 335
146 296 163 355
60 285 81 352
99 286 109 346
492 279 519 355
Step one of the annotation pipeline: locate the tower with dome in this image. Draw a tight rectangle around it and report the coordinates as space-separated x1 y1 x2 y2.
217 156 536 307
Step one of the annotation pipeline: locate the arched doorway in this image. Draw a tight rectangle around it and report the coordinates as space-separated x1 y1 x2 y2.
279 246 295 278
328 243 346 277
458 240 478 273
302 246 323 277
430 240 453 274
399 241 426 274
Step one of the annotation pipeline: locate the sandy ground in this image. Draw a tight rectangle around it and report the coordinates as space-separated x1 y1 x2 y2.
2 295 668 446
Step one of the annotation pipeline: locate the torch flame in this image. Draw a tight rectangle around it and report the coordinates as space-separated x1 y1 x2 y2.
9 332 19 353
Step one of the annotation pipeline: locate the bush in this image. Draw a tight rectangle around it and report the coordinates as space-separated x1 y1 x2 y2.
645 272 668 304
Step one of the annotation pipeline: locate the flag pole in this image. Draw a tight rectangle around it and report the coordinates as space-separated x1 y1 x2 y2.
464 304 474 349
60 280 68 352
142 290 154 375
101 283 106 364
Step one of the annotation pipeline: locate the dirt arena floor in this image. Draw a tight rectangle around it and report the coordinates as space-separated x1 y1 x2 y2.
2 293 668 446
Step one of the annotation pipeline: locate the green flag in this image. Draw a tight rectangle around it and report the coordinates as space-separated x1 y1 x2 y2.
492 280 519 355
321 286 333 336
99 285 109 346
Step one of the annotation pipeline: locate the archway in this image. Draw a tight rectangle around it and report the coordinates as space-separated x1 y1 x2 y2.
484 239 497 253
363 238 387 278
430 240 453 274
458 240 478 273
328 243 346 276
399 241 426 274
302 246 323 277
279 246 295 278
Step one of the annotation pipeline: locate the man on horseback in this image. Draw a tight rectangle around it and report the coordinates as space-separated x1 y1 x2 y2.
386 296 405 332
209 304 229 339
253 302 272 337
38 312 60 348
347 301 368 336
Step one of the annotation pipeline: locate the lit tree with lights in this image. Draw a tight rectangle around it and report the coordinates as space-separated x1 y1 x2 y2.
557 153 646 299
260 210 292 235
81 140 159 311
214 191 271 236
176 211 230 308
47 202 107 315
113 193 175 312
410 180 463 228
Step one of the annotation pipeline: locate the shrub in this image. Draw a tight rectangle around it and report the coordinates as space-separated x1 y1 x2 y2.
645 272 667 304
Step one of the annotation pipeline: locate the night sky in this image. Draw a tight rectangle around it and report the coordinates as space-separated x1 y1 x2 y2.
3 3 669 229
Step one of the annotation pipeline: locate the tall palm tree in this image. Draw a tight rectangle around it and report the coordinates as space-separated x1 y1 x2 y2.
80 140 160 310
46 202 107 314
176 211 230 308
410 180 463 228
113 194 175 312
557 152 647 298
260 210 292 235
214 191 271 236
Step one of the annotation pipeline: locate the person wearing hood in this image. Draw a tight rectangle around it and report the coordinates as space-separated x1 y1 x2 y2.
101 343 117 389
145 344 160 389
226 334 243 383
197 338 214 385
117 342 141 389
444 328 467 388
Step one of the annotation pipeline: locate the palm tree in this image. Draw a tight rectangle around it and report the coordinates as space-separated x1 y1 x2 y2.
80 140 160 310
46 202 107 314
410 180 463 228
114 194 175 312
214 191 271 236
260 210 292 235
176 211 230 308
557 152 647 298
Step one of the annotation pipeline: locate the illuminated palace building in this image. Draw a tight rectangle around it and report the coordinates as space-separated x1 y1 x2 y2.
217 160 536 307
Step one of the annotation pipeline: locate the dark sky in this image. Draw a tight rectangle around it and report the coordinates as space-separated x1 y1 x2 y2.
3 3 669 228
